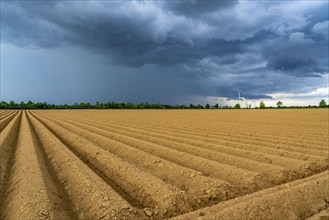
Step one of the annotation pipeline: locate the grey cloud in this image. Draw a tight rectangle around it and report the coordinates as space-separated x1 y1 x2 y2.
263 32 328 76
2 1 213 66
1 2 63 48
159 0 238 16
288 32 313 44
268 56 321 74
312 21 329 38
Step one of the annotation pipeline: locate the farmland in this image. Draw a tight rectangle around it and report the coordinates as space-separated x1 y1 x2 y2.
0 109 328 219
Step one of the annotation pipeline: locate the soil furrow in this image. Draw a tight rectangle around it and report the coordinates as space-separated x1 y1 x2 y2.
3 109 327 220
306 207 329 220
59 109 328 146
0 111 22 219
1 112 71 219
40 113 294 186
101 119 328 160
33 113 240 207
28 112 144 220
0 111 15 120
0 111 18 133
111 120 329 155
39 112 325 177
33 112 266 194
171 171 329 220
52 110 329 148
32 112 195 218
0 111 22 188
87 110 328 147
83 120 326 176
49 111 329 154
26 111 79 220
0 110 16 123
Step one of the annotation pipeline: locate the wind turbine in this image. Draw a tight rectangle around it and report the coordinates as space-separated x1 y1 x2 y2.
238 90 249 108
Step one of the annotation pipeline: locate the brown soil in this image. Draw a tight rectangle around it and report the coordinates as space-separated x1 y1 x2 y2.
0 109 328 219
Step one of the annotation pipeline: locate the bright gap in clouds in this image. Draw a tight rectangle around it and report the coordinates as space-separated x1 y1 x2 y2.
195 83 329 107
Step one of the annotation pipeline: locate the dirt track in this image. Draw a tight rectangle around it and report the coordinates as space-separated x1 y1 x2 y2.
0 109 328 219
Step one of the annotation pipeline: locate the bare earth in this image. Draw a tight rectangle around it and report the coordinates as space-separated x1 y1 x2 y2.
0 109 328 219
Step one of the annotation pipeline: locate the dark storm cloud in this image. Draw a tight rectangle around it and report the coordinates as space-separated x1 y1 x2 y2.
1 0 328 103
2 1 210 66
263 33 328 77
158 0 239 16
1 1 251 63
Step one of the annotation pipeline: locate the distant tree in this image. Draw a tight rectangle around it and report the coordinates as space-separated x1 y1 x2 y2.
319 99 327 108
189 104 195 109
126 102 136 109
137 103 145 109
34 102 47 109
86 102 92 109
205 104 210 109
214 103 219 109
140 102 149 109
259 101 265 109
197 104 204 109
0 101 8 109
27 100 35 109
19 101 27 109
164 104 171 109
235 103 241 109
154 103 164 109
117 103 125 109
8 100 17 109
277 101 283 108
95 101 102 109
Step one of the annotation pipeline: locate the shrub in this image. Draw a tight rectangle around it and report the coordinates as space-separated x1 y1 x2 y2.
259 101 265 109
319 99 327 108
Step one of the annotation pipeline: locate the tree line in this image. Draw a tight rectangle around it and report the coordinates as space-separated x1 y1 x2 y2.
0 101 216 109
0 99 327 109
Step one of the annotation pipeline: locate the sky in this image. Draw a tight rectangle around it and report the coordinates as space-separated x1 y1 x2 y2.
1 0 328 107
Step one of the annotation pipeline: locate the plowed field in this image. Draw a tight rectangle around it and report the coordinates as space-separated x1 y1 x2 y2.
0 109 328 219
